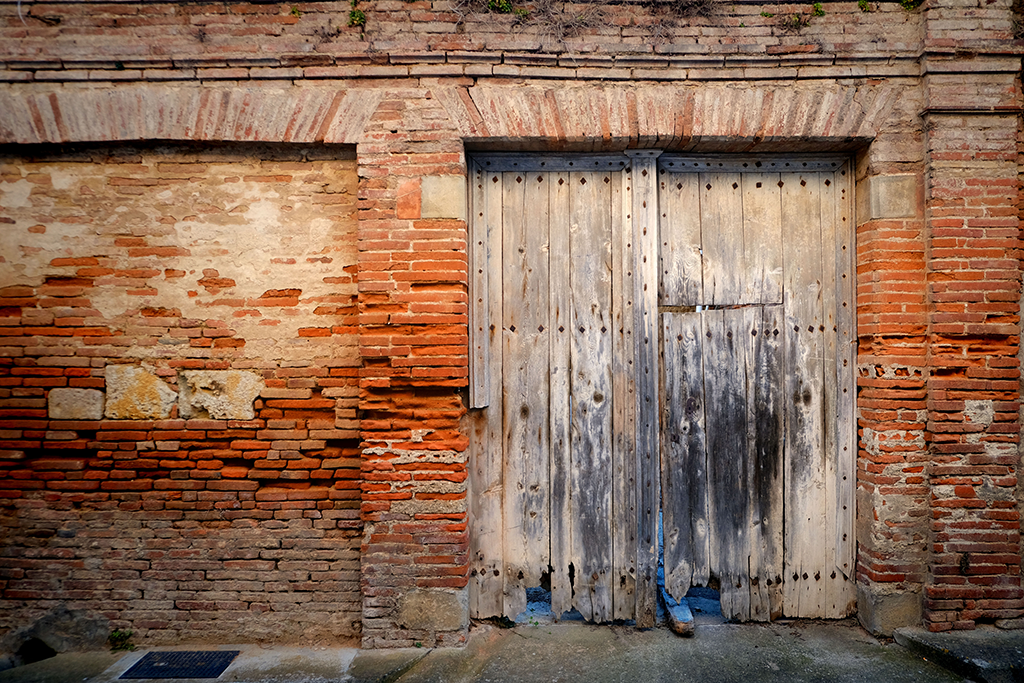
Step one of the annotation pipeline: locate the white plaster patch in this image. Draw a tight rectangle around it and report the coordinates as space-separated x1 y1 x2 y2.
964 399 994 426
0 179 32 208
178 370 264 420
48 169 77 191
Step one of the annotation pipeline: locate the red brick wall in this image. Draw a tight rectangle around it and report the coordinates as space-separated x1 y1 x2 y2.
357 91 471 648
922 68 1024 630
0 143 364 645
0 0 1021 648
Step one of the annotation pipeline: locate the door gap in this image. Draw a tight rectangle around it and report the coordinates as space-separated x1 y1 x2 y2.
658 511 725 627
515 585 586 625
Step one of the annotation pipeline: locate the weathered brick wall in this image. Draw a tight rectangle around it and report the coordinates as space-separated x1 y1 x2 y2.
922 69 1024 631
357 91 470 648
0 0 927 83
0 143 364 646
852 81 932 633
0 0 1020 650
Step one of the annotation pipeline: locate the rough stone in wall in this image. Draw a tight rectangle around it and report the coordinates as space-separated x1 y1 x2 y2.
178 370 263 420
46 388 103 421
103 365 177 420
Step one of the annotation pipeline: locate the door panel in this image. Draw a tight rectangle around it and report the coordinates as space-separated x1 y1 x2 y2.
658 157 856 620
468 157 646 623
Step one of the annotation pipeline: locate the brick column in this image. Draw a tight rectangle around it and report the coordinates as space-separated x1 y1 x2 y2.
355 90 471 648
921 58 1024 631
855 167 931 634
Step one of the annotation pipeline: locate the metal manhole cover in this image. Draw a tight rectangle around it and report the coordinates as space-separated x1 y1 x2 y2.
120 651 240 679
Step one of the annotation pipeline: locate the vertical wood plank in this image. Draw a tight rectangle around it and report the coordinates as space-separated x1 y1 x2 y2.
704 308 752 621
700 171 744 306
469 167 506 618
781 171 827 618
747 304 785 621
659 170 703 306
569 170 614 623
549 171 573 619
661 312 710 599
741 172 784 305
628 151 662 628
469 160 490 408
819 168 856 617
500 170 552 620
611 169 637 621
833 165 857 590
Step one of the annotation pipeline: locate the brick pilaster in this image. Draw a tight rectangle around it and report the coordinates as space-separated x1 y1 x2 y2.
356 90 471 648
922 60 1024 630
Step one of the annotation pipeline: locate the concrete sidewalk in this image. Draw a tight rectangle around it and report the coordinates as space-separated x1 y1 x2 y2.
3 618 1023 683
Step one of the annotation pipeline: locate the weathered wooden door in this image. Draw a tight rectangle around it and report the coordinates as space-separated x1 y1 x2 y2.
467 154 660 625
658 157 856 620
468 153 856 627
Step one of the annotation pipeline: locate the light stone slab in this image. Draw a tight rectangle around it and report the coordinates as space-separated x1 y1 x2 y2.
47 388 104 421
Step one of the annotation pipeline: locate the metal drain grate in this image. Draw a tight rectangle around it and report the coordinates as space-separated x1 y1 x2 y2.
120 651 240 679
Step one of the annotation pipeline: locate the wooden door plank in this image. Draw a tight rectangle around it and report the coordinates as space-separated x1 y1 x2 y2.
704 308 752 620
833 165 857 590
630 151 662 628
780 171 827 618
661 312 710 599
741 172 784 305
747 304 785 621
549 171 573 619
700 171 744 306
469 161 490 409
659 170 702 306
469 167 506 618
569 170 615 623
818 169 856 617
502 171 554 621
611 169 637 621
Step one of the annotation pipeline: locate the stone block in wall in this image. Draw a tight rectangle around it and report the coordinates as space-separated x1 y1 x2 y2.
421 175 467 221
397 589 469 632
47 388 104 420
177 370 265 420
857 174 918 221
104 365 177 420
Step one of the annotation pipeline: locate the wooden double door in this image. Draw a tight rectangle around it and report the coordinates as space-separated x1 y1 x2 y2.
468 154 856 625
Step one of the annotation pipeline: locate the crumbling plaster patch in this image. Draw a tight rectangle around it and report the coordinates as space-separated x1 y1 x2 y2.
104 365 177 420
178 370 264 420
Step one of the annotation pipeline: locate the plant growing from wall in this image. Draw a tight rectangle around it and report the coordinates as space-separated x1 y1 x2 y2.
108 630 135 652
348 0 366 27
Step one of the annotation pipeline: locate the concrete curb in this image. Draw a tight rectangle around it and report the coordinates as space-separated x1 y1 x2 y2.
893 626 1024 683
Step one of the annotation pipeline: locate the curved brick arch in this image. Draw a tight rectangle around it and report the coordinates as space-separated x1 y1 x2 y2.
435 83 901 149
0 86 381 144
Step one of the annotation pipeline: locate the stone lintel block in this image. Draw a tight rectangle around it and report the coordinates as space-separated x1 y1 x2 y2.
48 388 104 421
178 370 265 421
421 175 467 222
104 365 177 420
857 174 918 222
397 588 469 632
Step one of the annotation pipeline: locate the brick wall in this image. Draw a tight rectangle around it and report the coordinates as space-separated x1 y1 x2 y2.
357 90 471 648
0 143 364 645
0 0 1021 650
0 0 929 83
922 72 1024 631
